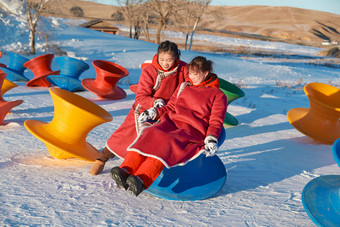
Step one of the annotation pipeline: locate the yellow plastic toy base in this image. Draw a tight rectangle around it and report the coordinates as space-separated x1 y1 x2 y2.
24 87 113 161
25 120 101 160
287 83 340 144
2 78 18 95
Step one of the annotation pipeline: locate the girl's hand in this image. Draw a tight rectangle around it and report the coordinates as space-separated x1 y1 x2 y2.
138 107 158 124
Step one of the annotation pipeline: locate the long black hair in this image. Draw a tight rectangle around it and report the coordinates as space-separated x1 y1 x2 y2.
157 40 181 61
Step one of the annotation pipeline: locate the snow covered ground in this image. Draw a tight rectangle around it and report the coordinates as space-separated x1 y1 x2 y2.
0 8 340 226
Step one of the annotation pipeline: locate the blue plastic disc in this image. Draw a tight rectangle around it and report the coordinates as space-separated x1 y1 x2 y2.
47 76 85 92
145 152 227 201
302 175 340 227
1 67 29 82
145 127 227 201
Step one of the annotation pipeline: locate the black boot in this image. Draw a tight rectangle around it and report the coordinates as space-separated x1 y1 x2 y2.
126 175 145 197
110 167 129 190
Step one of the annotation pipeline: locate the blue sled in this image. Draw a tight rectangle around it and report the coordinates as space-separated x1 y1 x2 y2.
145 127 227 201
302 175 340 227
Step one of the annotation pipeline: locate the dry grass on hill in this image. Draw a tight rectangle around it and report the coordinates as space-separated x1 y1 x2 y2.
39 0 340 50
201 5 340 44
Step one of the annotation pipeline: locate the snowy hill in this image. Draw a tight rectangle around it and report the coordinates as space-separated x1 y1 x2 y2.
0 6 339 226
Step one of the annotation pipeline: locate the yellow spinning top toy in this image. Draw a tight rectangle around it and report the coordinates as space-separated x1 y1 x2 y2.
24 87 113 161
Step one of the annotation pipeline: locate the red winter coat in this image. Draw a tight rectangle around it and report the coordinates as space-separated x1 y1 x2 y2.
127 77 227 168
106 55 188 158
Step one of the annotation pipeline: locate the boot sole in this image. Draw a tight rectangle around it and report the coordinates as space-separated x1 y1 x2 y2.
126 175 145 197
110 168 128 190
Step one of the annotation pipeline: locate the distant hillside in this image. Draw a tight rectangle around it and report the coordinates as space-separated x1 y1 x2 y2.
38 0 340 46
201 5 340 44
39 0 119 19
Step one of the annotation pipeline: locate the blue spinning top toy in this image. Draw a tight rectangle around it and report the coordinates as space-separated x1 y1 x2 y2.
0 52 29 81
47 56 89 92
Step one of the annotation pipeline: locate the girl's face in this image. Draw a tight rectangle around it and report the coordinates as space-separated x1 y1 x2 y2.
189 67 209 85
158 52 176 70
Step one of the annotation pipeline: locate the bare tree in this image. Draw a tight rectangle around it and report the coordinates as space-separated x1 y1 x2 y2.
138 1 153 42
24 0 52 55
149 0 179 44
117 0 144 39
188 0 210 50
174 0 196 50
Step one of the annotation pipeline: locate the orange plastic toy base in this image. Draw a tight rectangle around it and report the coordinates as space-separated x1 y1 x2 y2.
287 83 340 144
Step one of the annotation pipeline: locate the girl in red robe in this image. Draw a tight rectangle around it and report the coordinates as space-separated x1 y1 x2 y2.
89 41 188 175
111 56 227 196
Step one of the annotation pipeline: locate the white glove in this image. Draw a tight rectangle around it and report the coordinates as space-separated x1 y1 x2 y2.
204 135 218 157
138 107 158 124
154 98 165 108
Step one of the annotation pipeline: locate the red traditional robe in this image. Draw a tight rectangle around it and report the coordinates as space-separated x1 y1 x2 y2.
127 75 227 168
106 55 188 158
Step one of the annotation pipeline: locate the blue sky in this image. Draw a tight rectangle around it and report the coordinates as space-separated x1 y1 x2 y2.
88 0 340 15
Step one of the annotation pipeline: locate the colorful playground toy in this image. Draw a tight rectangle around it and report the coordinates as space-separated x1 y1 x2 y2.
81 60 128 100
129 61 151 93
302 134 340 226
25 54 60 87
0 51 6 68
218 78 245 126
47 56 89 92
0 52 29 81
332 138 340 167
140 62 151 70
129 84 138 93
145 127 227 200
2 77 18 95
287 82 340 144
0 72 24 125
24 87 113 161
302 175 340 227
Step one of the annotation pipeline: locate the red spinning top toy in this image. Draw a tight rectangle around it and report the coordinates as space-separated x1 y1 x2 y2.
81 60 128 100
129 61 151 94
24 54 60 87
0 51 6 68
0 71 23 125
